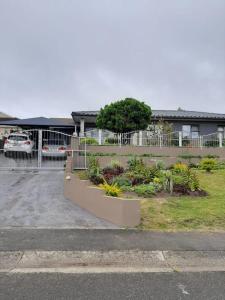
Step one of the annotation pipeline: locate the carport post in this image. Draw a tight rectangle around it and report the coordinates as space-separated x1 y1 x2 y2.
38 129 42 168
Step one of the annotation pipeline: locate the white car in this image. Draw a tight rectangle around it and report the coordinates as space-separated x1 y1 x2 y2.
4 133 34 157
42 139 67 158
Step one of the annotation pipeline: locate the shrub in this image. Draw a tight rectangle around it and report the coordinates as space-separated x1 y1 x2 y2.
89 174 104 185
110 160 124 174
172 169 200 193
112 176 131 187
88 156 100 171
80 137 98 145
134 184 156 197
104 137 118 145
199 158 217 172
162 170 173 194
204 140 219 147
127 156 145 171
102 164 124 184
126 171 146 186
100 182 121 197
173 162 188 173
155 160 165 170
88 156 103 185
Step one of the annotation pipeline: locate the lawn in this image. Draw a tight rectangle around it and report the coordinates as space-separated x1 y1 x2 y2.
139 169 225 231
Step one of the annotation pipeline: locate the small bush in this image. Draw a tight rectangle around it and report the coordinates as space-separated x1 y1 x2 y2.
80 137 98 145
102 164 124 184
127 156 145 171
172 169 200 193
199 158 217 172
89 174 104 185
104 137 118 145
88 156 103 184
100 182 121 197
155 160 165 170
88 156 100 171
204 140 219 147
110 160 124 174
173 162 188 173
134 184 156 197
112 176 131 187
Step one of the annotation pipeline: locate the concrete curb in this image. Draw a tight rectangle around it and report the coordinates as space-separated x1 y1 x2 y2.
1 250 225 273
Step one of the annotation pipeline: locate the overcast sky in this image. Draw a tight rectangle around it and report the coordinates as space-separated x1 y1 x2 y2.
0 0 224 118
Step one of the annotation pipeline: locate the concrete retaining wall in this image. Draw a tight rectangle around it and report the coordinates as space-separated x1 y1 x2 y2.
64 172 140 227
86 145 225 157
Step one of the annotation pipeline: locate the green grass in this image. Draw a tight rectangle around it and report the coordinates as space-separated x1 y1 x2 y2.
139 170 225 231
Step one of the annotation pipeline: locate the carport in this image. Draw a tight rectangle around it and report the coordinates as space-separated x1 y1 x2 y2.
0 116 75 135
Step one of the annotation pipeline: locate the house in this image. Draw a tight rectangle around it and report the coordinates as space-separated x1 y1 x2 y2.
71 109 225 138
0 112 18 140
0 117 75 136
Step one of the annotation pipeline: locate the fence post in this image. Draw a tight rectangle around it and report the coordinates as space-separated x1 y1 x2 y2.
139 131 143 146
159 134 162 148
119 133 122 148
219 132 223 148
38 129 42 169
98 129 102 145
179 131 183 147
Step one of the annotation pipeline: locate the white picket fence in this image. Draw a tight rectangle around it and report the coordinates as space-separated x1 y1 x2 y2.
81 129 224 148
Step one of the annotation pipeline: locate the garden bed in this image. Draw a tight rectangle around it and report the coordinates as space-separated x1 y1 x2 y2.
65 155 221 229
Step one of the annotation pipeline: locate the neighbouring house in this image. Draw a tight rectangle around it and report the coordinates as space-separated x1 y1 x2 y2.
71 109 225 138
0 111 18 141
0 117 75 135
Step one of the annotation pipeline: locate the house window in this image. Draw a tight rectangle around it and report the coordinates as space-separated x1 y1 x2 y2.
182 125 199 138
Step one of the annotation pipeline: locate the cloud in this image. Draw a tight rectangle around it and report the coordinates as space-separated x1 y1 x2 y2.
0 0 224 118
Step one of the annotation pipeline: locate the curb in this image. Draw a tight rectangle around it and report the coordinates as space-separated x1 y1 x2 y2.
1 250 225 273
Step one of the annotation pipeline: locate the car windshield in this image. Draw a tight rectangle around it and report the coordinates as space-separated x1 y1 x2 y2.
44 140 66 146
8 135 28 141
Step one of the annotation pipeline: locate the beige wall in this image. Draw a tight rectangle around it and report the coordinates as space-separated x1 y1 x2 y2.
64 172 140 227
86 145 225 157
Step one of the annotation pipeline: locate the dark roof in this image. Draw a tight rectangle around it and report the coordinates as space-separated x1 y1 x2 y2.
72 111 99 117
72 110 225 120
0 117 74 127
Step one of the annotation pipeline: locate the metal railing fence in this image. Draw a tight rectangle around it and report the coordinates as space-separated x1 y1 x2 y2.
81 129 224 148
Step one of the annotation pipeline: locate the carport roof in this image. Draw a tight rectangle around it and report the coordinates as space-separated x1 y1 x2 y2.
0 117 74 127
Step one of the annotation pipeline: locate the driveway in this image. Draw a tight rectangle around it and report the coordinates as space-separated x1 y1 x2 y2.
0 171 117 228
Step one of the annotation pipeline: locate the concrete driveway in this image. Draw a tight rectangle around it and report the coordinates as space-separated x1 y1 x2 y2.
0 171 117 228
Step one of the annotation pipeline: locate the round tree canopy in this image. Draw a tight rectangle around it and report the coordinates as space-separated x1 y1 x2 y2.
96 98 152 133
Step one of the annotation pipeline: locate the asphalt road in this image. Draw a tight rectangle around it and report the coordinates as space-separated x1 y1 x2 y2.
0 171 117 228
0 272 225 300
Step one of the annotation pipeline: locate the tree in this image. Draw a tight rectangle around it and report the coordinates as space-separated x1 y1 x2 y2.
96 98 152 133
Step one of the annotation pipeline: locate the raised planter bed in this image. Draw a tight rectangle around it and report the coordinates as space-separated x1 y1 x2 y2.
64 172 140 227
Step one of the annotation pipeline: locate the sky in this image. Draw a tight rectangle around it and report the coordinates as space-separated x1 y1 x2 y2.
0 0 224 118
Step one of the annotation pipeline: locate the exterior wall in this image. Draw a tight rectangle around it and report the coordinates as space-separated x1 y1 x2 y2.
74 119 224 136
86 145 225 156
172 121 222 135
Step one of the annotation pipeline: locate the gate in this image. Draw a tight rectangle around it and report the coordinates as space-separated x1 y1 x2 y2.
0 129 87 170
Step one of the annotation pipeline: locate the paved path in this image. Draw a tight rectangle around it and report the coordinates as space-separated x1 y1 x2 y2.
0 171 117 228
